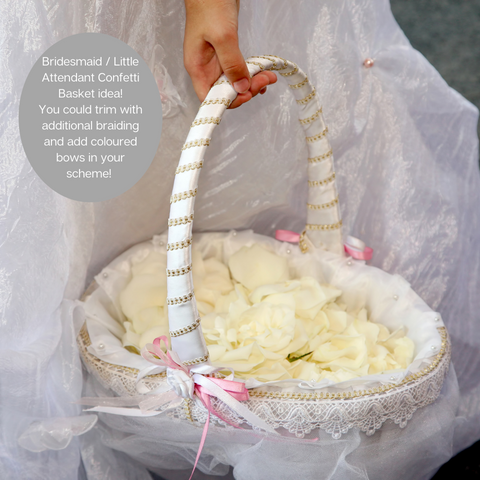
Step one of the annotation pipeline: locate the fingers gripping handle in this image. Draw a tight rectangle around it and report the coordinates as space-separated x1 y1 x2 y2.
167 56 343 366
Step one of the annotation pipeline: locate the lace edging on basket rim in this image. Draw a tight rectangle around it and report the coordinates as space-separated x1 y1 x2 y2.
180 339 451 439
78 321 450 439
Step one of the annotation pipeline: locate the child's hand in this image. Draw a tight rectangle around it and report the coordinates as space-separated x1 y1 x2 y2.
184 0 277 109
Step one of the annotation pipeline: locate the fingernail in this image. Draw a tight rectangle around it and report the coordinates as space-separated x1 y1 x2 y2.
260 87 267 95
233 78 250 94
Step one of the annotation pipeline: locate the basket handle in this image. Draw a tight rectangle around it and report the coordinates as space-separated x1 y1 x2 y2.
166 55 343 366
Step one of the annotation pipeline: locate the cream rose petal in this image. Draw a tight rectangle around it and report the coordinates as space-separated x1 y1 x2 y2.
309 331 334 352
249 281 299 304
313 334 368 371
291 360 322 382
228 244 289 291
294 277 342 320
324 308 349 333
210 342 266 372
122 321 141 349
392 337 415 368
248 359 293 382
131 251 167 277
139 325 170 349
214 290 239 314
132 306 167 335
353 318 380 350
207 344 227 362
119 275 167 321
236 303 296 352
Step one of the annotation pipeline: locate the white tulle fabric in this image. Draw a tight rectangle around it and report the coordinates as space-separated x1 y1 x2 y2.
1 0 479 479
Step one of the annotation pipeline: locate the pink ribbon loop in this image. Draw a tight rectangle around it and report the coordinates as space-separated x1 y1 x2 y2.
276 229 373 261
275 229 301 243
344 244 373 260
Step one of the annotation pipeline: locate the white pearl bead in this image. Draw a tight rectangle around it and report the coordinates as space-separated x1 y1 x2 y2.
390 376 395 381
232 230 237 236
347 261 352 266
434 316 440 322
103 272 108 278
393 295 398 300
286 249 291 254
98 343 105 350
159 241 164 246
431 345 436 350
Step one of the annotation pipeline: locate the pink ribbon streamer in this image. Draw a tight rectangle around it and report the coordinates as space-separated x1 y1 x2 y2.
143 336 250 480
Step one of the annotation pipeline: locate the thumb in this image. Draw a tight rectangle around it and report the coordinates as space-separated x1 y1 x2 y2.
213 36 251 94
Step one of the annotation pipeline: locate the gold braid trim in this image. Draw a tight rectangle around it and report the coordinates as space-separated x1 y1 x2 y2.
166 264 192 277
176 161 203 174
170 189 197 203
306 127 328 143
308 172 335 187
306 220 343 231
213 79 231 86
280 64 299 77
297 88 316 105
168 214 194 227
169 318 201 338
200 98 232 108
190 117 221 128
182 353 210 366
166 291 194 306
182 139 210 150
307 197 339 210
289 76 309 89
308 149 332 163
251 55 281 70
166 238 192 251
300 108 323 126
246 60 265 70
299 230 309 254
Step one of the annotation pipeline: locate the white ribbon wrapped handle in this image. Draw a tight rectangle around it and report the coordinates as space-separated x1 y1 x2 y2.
167 55 342 365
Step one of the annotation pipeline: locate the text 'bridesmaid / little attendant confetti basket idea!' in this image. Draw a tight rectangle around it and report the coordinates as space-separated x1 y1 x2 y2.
78 55 450 440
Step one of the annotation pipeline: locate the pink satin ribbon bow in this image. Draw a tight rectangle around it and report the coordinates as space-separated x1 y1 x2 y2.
142 337 254 480
276 229 373 261
142 336 250 420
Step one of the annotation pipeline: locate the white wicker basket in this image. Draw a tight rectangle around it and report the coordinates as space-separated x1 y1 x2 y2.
78 55 450 439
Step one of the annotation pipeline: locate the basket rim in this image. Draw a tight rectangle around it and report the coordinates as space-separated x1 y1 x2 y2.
78 281 450 401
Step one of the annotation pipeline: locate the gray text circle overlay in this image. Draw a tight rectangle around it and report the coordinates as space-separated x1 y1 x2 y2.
19 33 162 202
